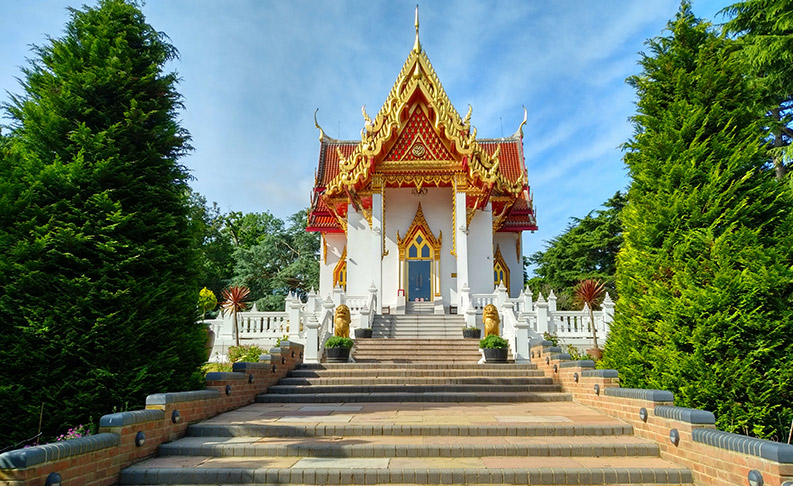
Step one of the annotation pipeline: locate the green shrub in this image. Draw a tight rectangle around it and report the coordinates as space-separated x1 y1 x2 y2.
227 345 265 363
543 332 559 346
324 336 354 348
480 335 508 349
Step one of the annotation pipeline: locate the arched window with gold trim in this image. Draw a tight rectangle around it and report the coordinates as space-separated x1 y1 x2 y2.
333 247 347 290
493 245 510 293
397 204 442 302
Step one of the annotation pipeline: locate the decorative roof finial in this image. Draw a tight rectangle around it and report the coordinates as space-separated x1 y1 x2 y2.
413 5 421 53
314 108 326 141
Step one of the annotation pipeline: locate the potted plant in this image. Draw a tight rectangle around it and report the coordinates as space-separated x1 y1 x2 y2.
462 326 481 339
480 334 509 363
324 336 354 363
354 328 373 338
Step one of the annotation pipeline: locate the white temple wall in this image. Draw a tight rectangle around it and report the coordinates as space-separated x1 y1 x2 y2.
382 187 454 309
467 203 494 294
320 233 346 300
346 205 372 296
494 232 523 298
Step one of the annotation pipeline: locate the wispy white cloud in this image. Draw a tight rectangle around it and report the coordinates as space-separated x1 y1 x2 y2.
0 0 732 256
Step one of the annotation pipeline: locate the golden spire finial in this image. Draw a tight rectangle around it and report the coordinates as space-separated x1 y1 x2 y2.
314 108 325 141
413 5 421 53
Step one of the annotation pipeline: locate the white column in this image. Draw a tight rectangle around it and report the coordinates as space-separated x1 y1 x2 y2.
455 191 469 307
304 313 319 364
370 192 383 312
601 292 615 340
535 293 549 336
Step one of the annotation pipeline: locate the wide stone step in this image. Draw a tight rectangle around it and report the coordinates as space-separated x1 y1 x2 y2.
266 384 563 394
278 376 553 385
296 362 536 370
255 391 572 403
120 463 692 485
288 369 544 378
187 420 635 437
159 435 660 458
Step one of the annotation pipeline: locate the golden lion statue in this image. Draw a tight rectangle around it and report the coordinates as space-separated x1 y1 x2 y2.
334 304 351 338
483 304 500 337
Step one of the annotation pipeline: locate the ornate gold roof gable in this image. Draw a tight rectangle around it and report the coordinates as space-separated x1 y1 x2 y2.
324 30 526 197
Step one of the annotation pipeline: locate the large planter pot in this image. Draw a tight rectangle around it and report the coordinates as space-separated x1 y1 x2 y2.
482 347 508 363
354 328 373 339
325 347 351 363
462 329 481 339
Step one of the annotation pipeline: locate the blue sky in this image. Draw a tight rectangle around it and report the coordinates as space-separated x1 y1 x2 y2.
1 1 732 274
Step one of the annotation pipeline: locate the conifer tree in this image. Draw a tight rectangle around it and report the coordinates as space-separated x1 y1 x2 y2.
723 0 793 179
0 0 205 447
604 4 793 439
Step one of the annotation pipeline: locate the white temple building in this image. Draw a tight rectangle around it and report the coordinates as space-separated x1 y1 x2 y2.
306 20 537 314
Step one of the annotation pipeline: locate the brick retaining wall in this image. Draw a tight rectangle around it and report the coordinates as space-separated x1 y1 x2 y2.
0 342 304 486
531 341 793 486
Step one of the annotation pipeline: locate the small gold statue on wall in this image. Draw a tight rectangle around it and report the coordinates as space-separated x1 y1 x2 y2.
483 304 500 337
334 304 351 338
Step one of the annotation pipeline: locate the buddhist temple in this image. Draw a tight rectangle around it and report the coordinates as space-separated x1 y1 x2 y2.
307 9 537 314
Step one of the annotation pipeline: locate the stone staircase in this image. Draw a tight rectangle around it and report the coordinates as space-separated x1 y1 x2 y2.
120 357 693 485
372 313 466 338
352 338 482 363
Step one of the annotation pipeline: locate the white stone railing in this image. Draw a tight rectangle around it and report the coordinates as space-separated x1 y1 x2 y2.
460 284 615 358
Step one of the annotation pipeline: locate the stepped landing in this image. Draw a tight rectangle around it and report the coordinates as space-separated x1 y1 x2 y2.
121 360 693 485
372 313 466 339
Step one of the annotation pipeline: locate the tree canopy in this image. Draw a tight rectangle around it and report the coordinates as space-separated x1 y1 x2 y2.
526 191 624 308
0 0 205 448
723 0 793 179
604 3 793 440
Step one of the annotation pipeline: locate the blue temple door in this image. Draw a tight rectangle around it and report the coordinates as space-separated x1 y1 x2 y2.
407 260 431 301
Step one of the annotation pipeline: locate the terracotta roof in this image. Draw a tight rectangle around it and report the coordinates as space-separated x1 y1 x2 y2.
307 193 343 233
479 137 525 185
316 140 357 188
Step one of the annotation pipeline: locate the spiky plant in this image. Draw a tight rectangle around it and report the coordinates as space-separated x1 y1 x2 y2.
574 279 606 350
220 285 250 346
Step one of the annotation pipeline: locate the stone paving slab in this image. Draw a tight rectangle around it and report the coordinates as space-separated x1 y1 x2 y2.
203 401 623 427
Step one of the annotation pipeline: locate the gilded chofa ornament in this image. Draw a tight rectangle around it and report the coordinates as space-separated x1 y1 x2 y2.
483 304 500 337
334 304 351 338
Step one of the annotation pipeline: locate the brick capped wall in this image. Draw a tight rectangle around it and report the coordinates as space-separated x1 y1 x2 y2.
0 342 304 486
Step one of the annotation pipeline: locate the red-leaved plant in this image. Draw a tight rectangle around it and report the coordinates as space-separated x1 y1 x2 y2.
220 285 251 346
573 279 606 351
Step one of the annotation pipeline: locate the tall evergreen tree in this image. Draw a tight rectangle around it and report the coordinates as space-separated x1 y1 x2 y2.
0 0 205 447
723 0 793 179
604 4 793 440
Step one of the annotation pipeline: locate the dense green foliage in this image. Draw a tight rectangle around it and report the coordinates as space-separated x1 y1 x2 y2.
604 4 793 440
526 192 624 308
479 335 509 349
324 336 354 349
187 194 320 312
227 345 265 363
723 0 793 178
0 0 205 448
230 209 320 310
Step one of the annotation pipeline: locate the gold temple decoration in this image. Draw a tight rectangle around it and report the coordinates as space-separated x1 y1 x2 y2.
413 5 421 54
333 305 351 338
450 179 457 256
323 22 526 198
333 246 347 290
397 203 442 261
494 245 510 293
515 237 521 262
483 304 500 337
314 108 326 141
322 234 327 264
515 105 528 139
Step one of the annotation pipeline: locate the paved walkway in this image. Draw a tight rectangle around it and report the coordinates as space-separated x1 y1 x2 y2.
133 401 683 471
